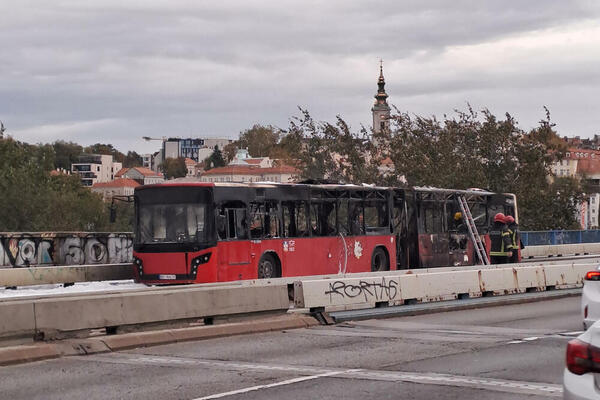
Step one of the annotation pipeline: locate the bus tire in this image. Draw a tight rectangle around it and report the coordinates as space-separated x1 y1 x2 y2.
258 253 280 279
371 246 390 272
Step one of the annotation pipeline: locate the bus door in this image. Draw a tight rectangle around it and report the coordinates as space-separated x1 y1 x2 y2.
418 200 449 267
281 201 313 276
216 202 251 281
249 201 283 276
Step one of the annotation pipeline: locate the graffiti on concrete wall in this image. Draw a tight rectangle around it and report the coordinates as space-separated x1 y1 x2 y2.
324 277 399 302
0 232 133 267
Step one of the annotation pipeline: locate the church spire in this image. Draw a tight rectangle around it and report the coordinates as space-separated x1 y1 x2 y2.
372 60 391 134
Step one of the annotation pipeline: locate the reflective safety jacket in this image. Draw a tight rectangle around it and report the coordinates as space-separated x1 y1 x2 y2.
489 221 512 256
507 222 519 250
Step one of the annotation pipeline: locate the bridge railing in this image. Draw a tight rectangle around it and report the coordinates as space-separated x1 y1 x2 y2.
521 230 600 246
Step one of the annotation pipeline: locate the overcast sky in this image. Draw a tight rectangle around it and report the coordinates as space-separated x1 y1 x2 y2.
2 1 600 154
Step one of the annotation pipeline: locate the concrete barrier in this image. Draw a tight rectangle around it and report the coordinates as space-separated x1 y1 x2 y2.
0 282 290 340
294 262 596 309
0 264 133 287
522 243 600 258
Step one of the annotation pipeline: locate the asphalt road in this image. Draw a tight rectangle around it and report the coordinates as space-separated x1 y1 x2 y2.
0 296 582 399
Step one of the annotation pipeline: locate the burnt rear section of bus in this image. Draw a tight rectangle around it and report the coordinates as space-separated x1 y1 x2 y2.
410 188 513 268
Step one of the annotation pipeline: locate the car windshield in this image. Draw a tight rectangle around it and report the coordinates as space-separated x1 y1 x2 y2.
138 203 207 244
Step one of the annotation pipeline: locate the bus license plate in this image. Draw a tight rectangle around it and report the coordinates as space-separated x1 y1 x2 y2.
158 274 177 280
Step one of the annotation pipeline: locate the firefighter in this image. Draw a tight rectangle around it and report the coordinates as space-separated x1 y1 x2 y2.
505 215 520 263
489 212 512 264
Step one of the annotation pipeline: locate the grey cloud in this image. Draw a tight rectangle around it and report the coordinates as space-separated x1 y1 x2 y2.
2 0 600 153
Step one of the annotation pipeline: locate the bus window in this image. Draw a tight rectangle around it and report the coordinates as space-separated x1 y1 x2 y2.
283 201 309 237
364 200 389 235
349 202 365 235
310 202 337 236
422 204 442 234
283 202 296 237
249 202 264 239
310 203 320 236
265 202 280 238
296 202 309 237
225 208 247 239
338 200 349 235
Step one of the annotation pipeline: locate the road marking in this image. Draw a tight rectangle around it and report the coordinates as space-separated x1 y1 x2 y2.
192 369 357 399
83 353 563 397
559 331 584 336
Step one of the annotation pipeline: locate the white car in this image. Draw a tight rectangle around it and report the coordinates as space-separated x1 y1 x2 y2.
583 269 600 330
564 320 600 399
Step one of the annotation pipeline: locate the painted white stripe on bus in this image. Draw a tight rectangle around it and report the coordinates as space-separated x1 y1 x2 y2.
193 370 356 400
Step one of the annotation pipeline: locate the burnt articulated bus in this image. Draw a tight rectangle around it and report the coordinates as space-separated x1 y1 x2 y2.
132 181 518 285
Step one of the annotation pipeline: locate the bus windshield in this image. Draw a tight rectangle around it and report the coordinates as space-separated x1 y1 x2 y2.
138 203 207 244
135 186 214 248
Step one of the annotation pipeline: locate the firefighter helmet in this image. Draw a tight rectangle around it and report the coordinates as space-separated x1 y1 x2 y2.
494 213 506 223
454 212 462 221
505 215 515 224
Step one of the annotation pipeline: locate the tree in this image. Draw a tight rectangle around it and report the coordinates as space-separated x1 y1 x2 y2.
160 157 187 179
84 143 125 163
204 146 226 170
52 140 83 170
237 125 280 157
222 142 238 163
0 137 112 231
123 151 143 167
286 106 582 230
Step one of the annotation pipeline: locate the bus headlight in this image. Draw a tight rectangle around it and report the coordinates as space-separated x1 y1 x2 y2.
191 253 211 275
134 257 144 276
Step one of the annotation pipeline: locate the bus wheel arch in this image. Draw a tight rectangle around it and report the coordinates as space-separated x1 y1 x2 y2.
371 246 390 272
258 252 281 279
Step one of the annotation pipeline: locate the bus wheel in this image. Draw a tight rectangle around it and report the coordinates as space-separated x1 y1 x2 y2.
258 253 278 279
371 247 389 272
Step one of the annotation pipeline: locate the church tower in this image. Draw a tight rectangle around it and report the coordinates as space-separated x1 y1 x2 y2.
372 61 391 134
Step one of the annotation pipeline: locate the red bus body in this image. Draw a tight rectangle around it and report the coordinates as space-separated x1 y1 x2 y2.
132 182 518 285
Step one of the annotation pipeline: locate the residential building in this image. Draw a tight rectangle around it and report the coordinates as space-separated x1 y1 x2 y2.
115 167 164 185
199 165 299 183
161 137 233 163
184 158 198 177
71 154 122 187
91 178 140 201
141 153 152 169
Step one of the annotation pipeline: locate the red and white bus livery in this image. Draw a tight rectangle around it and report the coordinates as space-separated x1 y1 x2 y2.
132 181 518 285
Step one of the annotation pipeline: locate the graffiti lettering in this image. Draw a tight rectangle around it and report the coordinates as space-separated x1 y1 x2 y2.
0 233 133 268
324 277 399 302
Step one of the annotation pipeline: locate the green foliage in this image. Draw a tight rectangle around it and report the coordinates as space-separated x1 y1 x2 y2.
237 124 280 157
52 140 83 170
285 106 582 230
204 146 226 170
0 137 115 231
160 157 187 179
84 143 125 163
123 151 143 167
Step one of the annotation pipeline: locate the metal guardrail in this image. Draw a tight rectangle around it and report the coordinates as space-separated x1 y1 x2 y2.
521 230 600 246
